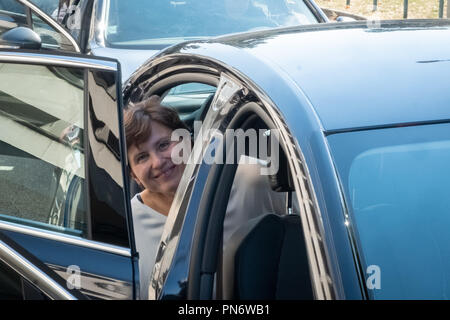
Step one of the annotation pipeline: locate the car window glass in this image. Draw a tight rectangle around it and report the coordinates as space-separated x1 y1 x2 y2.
31 11 75 51
105 0 319 48
0 0 76 51
161 82 216 126
0 0 27 35
0 63 87 238
30 0 85 42
0 0 26 15
328 123 450 299
26 0 68 22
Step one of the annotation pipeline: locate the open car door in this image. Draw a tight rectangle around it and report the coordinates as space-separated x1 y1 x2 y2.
0 50 138 299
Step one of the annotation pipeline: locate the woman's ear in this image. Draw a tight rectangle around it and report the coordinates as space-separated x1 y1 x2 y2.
129 167 143 188
130 170 137 181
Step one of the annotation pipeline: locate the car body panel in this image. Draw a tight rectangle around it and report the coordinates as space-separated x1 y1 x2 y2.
126 53 362 299
90 45 158 83
0 231 89 300
1 229 133 299
132 19 450 300
327 122 450 299
149 20 450 132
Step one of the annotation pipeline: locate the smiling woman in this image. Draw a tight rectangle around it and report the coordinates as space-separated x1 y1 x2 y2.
125 96 189 211
123 95 190 299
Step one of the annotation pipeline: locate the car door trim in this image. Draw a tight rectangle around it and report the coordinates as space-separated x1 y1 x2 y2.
16 0 81 52
244 87 336 300
0 220 131 257
0 238 78 300
0 51 117 71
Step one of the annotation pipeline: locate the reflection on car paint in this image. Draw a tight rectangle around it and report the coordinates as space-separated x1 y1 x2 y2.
48 263 132 299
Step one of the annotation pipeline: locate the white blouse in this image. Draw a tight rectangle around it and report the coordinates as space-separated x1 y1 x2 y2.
130 194 166 300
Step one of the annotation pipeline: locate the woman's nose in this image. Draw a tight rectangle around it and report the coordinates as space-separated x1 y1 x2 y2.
148 152 164 170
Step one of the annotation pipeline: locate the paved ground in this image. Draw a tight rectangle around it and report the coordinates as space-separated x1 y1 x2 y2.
0 155 56 223
316 0 449 20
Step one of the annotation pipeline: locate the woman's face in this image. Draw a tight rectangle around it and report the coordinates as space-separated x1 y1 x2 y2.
128 120 185 197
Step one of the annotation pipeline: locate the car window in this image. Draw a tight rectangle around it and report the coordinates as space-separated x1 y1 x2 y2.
105 0 319 48
30 0 86 43
0 0 25 13
0 0 27 35
29 0 58 16
31 11 75 51
0 0 79 52
328 123 450 299
0 62 87 238
161 83 216 125
0 0 77 51
0 0 26 17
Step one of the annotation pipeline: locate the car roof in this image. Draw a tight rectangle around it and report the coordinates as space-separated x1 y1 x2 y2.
164 20 450 132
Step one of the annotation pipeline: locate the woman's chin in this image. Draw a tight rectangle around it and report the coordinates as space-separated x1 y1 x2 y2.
155 178 180 196
146 166 184 196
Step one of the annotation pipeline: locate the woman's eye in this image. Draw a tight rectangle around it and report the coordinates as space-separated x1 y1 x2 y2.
136 154 148 163
159 141 170 150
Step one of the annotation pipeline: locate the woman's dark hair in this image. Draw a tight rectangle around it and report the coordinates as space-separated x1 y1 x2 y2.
124 95 189 151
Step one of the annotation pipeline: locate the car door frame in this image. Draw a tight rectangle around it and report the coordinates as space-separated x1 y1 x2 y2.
132 54 337 300
0 231 89 299
304 0 329 23
13 0 81 52
0 49 138 299
14 0 96 54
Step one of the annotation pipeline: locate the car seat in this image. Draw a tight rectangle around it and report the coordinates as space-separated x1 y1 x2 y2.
222 213 313 300
221 142 313 299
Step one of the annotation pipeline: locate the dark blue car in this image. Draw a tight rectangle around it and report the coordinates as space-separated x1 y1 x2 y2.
1 0 329 81
0 18 450 300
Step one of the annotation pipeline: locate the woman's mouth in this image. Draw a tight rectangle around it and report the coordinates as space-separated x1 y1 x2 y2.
154 164 176 180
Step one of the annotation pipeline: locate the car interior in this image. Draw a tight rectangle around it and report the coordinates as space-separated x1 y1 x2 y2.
0 66 313 299
217 114 314 300
220 146 313 299
128 78 315 299
161 96 315 300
